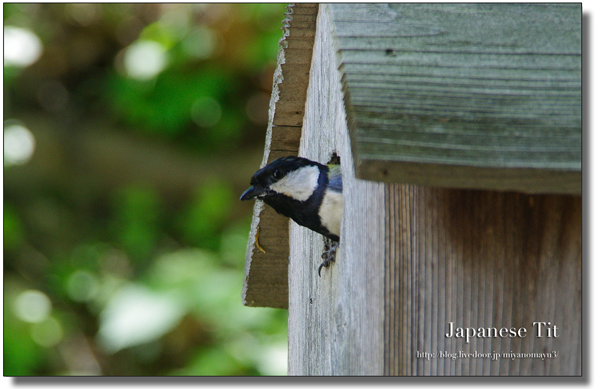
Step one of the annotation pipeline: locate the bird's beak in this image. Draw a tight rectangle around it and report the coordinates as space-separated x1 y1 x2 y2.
240 185 266 201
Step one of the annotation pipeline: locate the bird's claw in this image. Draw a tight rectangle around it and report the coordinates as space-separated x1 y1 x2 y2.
318 240 339 277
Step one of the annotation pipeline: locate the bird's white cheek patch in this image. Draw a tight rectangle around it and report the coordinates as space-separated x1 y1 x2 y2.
270 165 319 202
319 189 343 236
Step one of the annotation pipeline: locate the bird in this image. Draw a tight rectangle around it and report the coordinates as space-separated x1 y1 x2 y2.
240 156 342 276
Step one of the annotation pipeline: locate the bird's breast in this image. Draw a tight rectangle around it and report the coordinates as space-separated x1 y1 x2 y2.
318 188 343 237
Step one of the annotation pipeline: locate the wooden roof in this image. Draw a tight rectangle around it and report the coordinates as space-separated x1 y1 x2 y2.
333 3 581 194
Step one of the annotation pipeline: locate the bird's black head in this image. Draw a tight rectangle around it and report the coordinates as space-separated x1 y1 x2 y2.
240 156 325 202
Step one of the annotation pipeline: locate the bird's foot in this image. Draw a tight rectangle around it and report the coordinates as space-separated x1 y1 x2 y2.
318 240 339 277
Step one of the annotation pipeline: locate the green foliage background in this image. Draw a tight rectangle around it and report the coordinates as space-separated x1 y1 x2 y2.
4 3 288 376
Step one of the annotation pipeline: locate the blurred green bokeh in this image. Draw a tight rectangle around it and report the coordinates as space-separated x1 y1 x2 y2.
4 3 288 376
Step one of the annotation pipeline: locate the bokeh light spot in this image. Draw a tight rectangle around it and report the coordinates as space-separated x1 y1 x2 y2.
191 96 222 128
97 284 185 354
4 26 43 67
14 290 52 323
67 270 99 302
123 40 168 80
182 27 217 60
30 317 64 347
66 4 101 27
4 123 36 166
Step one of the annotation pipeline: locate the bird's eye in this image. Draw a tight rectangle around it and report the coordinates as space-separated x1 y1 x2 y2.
273 169 283 179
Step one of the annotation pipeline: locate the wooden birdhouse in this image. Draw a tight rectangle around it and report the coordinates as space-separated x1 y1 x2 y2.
242 3 581 376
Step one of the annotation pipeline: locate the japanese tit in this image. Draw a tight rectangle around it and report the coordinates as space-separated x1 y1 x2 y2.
240 156 343 270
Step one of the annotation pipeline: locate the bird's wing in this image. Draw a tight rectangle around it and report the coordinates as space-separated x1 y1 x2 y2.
327 164 343 192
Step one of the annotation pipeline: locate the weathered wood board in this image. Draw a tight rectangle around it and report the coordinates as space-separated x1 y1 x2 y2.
242 3 318 308
288 4 582 376
331 3 582 194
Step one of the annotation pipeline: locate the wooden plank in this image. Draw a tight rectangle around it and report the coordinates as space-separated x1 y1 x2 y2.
384 186 582 375
328 3 581 194
288 4 385 375
242 3 318 308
